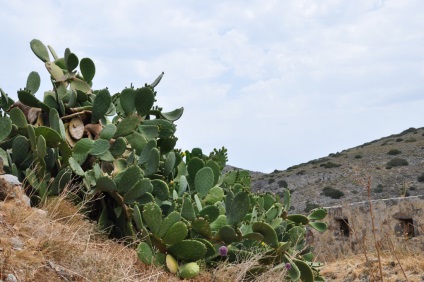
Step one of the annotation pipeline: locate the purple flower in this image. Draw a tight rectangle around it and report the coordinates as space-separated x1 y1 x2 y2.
219 246 228 256
285 263 292 270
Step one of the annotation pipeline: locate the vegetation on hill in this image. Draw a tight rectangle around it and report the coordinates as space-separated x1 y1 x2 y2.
249 127 424 213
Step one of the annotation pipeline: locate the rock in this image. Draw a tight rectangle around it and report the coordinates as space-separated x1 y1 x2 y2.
0 174 31 207
5 274 18 282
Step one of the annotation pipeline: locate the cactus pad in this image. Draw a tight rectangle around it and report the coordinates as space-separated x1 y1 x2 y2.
168 240 207 262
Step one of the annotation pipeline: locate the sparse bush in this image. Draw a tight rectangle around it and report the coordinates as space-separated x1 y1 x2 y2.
320 162 342 169
417 173 424 183
277 179 288 188
296 170 306 175
405 138 416 143
374 184 384 193
354 154 362 159
387 149 402 155
321 186 344 199
268 178 275 184
304 201 320 213
396 138 403 142
386 158 409 169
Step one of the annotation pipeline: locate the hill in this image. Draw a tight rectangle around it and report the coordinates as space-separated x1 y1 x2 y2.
243 127 424 213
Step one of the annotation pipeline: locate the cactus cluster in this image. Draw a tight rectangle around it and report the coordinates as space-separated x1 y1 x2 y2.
0 40 328 281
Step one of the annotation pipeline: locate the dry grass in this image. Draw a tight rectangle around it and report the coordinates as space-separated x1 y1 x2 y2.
0 192 189 281
1 186 423 281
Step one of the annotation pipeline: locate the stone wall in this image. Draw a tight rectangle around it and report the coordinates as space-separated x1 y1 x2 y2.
310 195 424 261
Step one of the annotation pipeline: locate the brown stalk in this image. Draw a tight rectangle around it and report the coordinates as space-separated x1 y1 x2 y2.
366 176 384 281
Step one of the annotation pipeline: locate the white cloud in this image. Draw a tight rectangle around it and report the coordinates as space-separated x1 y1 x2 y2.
1 0 423 172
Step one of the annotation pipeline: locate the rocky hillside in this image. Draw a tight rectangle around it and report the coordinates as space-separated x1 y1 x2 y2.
240 127 424 213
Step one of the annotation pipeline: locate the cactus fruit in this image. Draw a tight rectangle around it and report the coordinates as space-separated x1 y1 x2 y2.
166 254 179 274
178 262 200 279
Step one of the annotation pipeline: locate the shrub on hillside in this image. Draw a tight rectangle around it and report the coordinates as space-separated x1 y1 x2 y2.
405 138 416 143
417 173 424 183
268 178 275 184
354 154 362 159
321 186 344 199
374 184 384 193
387 149 402 155
320 162 342 169
277 179 288 188
386 158 409 169
304 201 320 213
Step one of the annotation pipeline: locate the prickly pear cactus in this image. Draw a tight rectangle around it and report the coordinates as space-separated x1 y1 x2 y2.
0 39 328 281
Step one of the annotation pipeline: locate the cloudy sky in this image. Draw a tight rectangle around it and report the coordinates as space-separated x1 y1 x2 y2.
1 0 423 172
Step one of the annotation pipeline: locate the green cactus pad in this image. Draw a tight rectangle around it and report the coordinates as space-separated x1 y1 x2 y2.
181 195 196 221
198 205 220 222
136 242 153 265
30 39 50 62
70 78 91 93
166 254 178 274
226 191 250 225
218 225 237 245
17 89 41 108
26 71 41 94
243 232 264 242
96 176 118 192
109 137 127 156
194 166 214 198
117 165 142 193
9 108 27 129
142 202 162 235
145 147 160 176
265 204 280 223
113 115 140 138
36 135 47 159
205 160 220 185
134 87 155 117
151 179 169 201
0 117 12 143
158 137 176 154
34 126 63 147
66 53 79 72
72 138 94 164
99 124 117 140
12 136 29 165
68 157 85 176
287 214 309 225
158 211 181 238
89 139 110 156
210 214 227 232
123 179 152 203
126 132 147 155
187 157 204 180
281 254 301 281
150 72 164 88
288 226 306 246
49 167 72 195
119 88 136 116
293 258 314 282
168 240 207 262
160 107 184 121
192 218 212 239
178 262 200 279
252 222 279 248
276 241 292 254
308 221 328 233
133 204 143 230
143 119 176 139
308 208 327 221
91 89 112 123
49 109 66 141
80 57 95 82
164 152 176 177
163 222 188 245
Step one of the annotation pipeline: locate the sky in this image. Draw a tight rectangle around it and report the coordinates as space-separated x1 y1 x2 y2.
1 0 423 173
